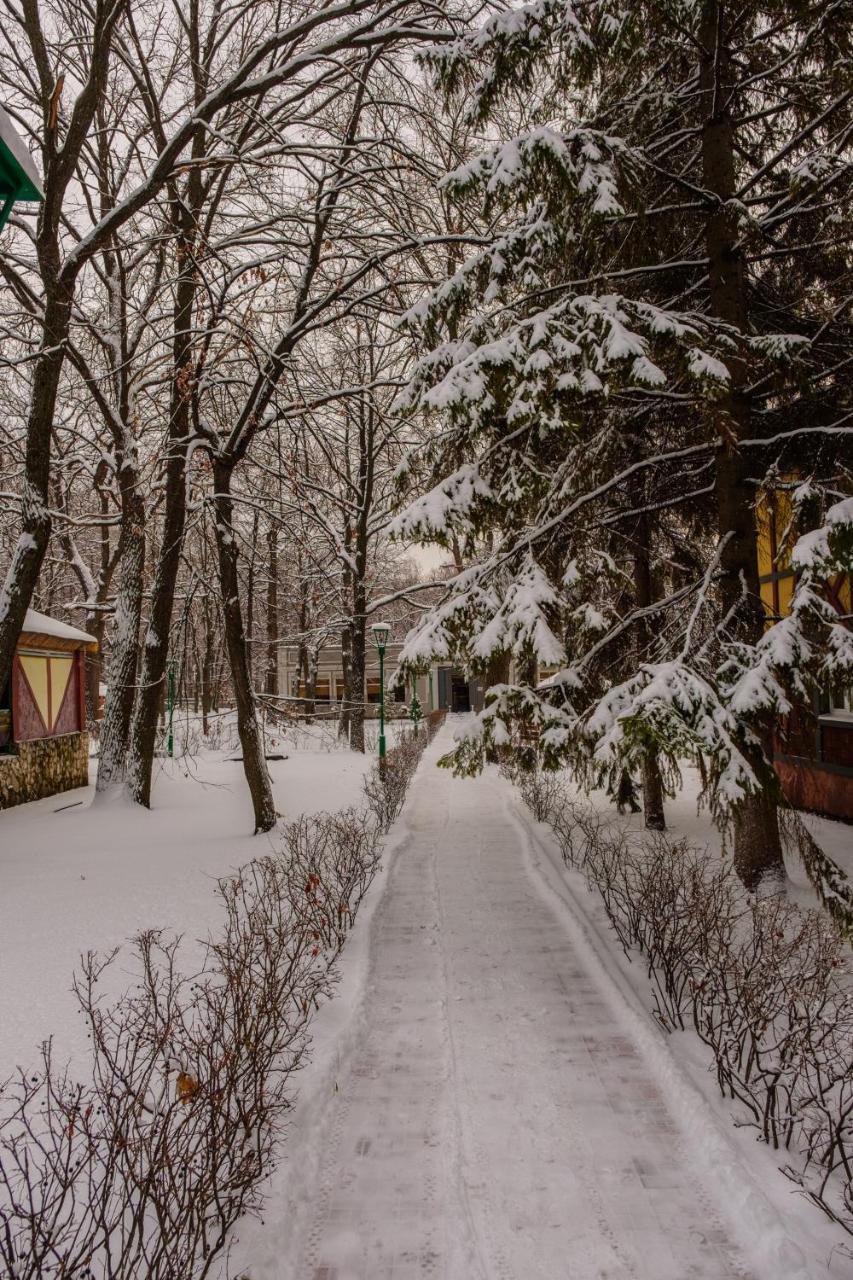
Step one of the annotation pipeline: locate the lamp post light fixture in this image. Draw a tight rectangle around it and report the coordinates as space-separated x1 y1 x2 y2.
0 106 43 234
370 622 391 762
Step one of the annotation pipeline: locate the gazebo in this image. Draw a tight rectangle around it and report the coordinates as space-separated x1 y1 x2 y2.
0 610 97 809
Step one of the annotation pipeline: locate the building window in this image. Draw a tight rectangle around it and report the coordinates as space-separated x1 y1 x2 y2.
290 675 331 703
824 685 853 720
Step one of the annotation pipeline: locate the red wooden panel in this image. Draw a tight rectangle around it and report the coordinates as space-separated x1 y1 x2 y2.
821 724 853 769
776 759 853 823
52 656 81 735
13 657 49 741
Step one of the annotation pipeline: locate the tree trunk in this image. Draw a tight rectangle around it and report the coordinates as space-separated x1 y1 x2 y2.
127 200 200 806
127 438 189 804
246 507 258 689
338 551 353 741
212 461 276 833
265 522 279 697
85 617 105 730
700 0 785 890
633 509 666 831
308 648 319 715
201 602 215 735
338 622 352 742
0 288 71 695
96 458 145 791
349 594 367 753
641 757 666 831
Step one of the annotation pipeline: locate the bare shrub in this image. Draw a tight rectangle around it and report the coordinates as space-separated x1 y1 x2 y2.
0 798 402 1278
0 859 322 1279
514 777 853 1239
516 768 565 824
362 728 429 832
280 808 383 956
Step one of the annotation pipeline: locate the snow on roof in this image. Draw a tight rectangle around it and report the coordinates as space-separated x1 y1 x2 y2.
0 105 43 199
22 608 96 646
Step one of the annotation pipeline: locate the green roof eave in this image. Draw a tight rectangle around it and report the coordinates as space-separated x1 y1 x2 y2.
0 105 43 203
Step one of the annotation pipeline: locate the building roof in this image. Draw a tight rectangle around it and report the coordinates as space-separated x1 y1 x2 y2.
21 608 97 647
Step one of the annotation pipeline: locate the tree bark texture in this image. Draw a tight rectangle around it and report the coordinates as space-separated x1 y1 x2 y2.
265 522 279 697
700 0 785 890
96 457 145 790
632 509 666 831
212 461 276 833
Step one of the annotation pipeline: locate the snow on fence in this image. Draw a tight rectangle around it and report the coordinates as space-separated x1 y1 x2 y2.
512 767 853 1248
0 720 441 1279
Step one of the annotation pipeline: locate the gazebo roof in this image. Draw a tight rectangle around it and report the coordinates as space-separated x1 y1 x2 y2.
20 609 98 651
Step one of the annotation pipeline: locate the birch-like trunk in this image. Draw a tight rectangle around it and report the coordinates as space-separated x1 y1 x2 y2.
265 522 279 697
96 456 145 790
213 460 276 833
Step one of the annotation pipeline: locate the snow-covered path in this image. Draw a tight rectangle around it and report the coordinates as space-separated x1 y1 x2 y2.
273 728 766 1280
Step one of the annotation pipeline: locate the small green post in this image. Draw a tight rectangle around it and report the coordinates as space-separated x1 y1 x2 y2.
378 648 386 759
167 660 176 758
370 622 391 765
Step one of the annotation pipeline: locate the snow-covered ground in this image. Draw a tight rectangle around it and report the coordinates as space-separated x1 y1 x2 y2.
2 715 850 1276
559 764 852 914
0 718 375 1075
231 721 850 1279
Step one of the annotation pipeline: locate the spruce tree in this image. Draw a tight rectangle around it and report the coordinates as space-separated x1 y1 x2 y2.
395 0 852 890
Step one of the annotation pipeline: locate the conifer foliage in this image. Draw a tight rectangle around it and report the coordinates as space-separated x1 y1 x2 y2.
394 0 853 889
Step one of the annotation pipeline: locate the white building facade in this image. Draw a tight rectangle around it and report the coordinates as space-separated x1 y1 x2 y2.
277 644 486 718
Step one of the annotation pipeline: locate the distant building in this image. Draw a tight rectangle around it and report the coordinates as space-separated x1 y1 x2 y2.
0 610 97 809
277 643 485 718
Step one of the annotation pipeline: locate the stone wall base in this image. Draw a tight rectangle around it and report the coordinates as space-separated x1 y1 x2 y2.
0 734 90 810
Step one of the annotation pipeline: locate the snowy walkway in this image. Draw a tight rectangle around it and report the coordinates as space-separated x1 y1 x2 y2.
276 732 765 1280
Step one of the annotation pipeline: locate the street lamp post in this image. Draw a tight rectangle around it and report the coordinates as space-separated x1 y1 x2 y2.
370 622 391 764
0 106 43 234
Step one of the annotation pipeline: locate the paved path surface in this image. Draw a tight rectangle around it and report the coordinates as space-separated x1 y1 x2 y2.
291 730 754 1280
